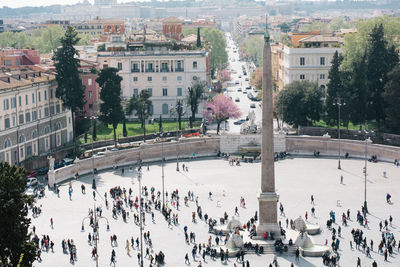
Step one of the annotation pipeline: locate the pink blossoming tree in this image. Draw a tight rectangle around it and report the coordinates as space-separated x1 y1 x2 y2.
204 94 241 134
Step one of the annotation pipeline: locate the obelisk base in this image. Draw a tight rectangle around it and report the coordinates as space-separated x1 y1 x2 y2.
256 192 280 237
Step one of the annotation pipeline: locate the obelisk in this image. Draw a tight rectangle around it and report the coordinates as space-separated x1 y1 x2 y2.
256 16 280 236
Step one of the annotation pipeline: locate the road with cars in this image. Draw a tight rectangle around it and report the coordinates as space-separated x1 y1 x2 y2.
224 33 262 134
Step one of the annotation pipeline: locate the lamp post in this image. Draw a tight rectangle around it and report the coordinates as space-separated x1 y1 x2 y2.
91 114 97 190
175 100 183 171
362 131 373 215
160 132 165 207
333 98 345 170
81 203 110 267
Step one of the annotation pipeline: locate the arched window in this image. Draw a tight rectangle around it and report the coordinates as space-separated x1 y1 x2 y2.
44 126 50 134
32 130 38 138
56 122 62 130
19 135 25 143
4 139 11 148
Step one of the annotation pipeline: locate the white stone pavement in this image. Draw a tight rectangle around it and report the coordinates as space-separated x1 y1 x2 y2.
30 157 400 267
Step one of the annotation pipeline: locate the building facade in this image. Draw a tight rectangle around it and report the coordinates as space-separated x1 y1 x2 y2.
0 67 73 165
0 49 41 67
78 59 100 118
97 49 210 120
72 19 125 36
278 36 343 90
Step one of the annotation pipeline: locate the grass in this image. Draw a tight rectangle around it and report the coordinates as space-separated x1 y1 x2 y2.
80 121 192 143
312 120 378 131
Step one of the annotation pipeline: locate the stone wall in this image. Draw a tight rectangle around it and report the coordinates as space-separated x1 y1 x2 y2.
53 137 219 185
286 136 400 162
220 134 286 154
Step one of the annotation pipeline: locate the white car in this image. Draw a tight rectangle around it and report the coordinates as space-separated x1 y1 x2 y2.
26 177 38 187
95 152 105 157
24 187 37 197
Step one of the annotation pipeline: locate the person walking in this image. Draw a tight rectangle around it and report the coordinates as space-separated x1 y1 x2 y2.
50 218 54 228
185 253 190 265
340 175 343 184
357 257 361 267
235 206 239 216
311 195 314 205
110 249 116 266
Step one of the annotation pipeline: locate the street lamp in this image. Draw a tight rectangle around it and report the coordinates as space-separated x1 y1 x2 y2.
90 114 97 190
175 100 184 172
333 98 345 170
159 132 165 207
81 202 110 267
360 130 373 215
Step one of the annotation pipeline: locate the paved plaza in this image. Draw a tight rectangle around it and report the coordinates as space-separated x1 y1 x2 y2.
30 157 400 267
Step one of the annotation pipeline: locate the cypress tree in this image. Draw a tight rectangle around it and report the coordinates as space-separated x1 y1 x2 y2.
123 118 128 137
325 51 344 125
159 115 163 133
196 27 201 48
92 119 97 141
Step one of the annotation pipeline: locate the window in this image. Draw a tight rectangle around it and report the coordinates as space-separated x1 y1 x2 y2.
32 110 37 121
4 118 10 129
33 143 36 153
147 76 152 82
176 61 183 71
4 60 12 66
38 91 41 102
320 57 325 66
146 63 154 72
50 105 55 115
25 112 31 123
12 116 15 127
4 139 11 148
320 74 325 80
117 62 122 71
18 96 22 106
3 99 9 110
50 89 53 99
44 107 49 117
131 63 140 72
39 109 42 119
11 97 16 108
56 122 62 130
147 88 153 96
300 74 305 80
27 145 32 156
88 78 92 86
177 88 182 96
20 148 23 158
56 104 60 113
88 91 93 99
19 114 24 124
133 88 138 96
44 90 47 100
89 104 93 111
177 76 182 81
193 61 198 69
45 138 49 149
32 130 38 138
133 77 138 82
32 93 35 103
16 59 21 66
161 62 168 72
162 103 169 115
19 135 25 143
25 94 28 105
300 57 305 66
45 126 50 134
162 76 167 81
162 88 168 96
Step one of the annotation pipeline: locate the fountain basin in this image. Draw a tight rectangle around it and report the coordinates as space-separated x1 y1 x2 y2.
302 245 330 257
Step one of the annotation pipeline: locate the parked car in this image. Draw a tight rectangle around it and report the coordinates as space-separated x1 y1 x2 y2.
234 119 247 125
26 170 38 178
37 167 49 176
95 152 105 157
246 86 252 90
250 103 256 108
245 78 249 81
24 187 37 197
235 97 240 102
109 148 119 152
26 177 38 187
242 91 247 94
235 81 240 84
62 157 74 166
237 88 242 92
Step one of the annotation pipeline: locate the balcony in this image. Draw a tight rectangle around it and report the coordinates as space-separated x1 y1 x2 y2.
160 68 169 73
145 69 155 72
175 68 184 72
131 69 140 73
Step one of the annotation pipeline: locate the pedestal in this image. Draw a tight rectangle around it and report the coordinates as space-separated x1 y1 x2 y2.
256 192 280 235
48 170 55 188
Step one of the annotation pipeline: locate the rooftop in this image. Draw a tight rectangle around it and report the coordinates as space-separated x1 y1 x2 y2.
0 66 54 91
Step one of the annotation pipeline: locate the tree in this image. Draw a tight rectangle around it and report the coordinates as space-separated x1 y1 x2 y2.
96 68 124 147
0 162 37 266
204 94 241 134
54 26 86 143
187 79 207 128
250 67 262 91
325 51 345 124
276 81 323 128
159 115 163 133
383 64 400 133
122 118 128 137
196 27 201 48
366 24 398 131
278 22 291 33
126 90 153 138
92 119 97 141
218 70 231 82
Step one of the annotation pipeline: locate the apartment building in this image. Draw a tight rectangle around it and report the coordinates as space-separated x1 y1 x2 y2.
0 49 41 67
0 67 73 165
97 44 210 120
278 35 343 91
72 18 125 36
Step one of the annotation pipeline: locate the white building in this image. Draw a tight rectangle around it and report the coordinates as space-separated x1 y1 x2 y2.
0 67 73 165
97 45 211 120
278 35 343 91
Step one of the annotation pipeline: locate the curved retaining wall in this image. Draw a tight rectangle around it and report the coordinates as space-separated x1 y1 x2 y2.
53 137 219 185
286 136 400 162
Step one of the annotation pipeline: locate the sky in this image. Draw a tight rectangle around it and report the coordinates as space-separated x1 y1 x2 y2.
0 0 135 8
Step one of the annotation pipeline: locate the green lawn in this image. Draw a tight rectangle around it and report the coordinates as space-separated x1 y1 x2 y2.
80 121 192 143
312 120 378 131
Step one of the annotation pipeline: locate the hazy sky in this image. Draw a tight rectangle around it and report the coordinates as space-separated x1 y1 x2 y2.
0 0 141 8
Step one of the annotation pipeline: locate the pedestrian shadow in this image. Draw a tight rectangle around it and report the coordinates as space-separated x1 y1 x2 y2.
341 169 374 184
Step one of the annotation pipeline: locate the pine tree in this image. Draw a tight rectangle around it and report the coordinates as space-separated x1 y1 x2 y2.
196 27 201 48
187 79 206 128
123 118 128 137
383 64 400 133
53 26 85 142
96 68 125 147
0 162 37 266
325 51 344 125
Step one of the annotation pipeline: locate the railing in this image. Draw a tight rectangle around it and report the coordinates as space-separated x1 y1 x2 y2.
160 68 169 72
131 69 140 73
175 68 184 72
145 69 155 72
